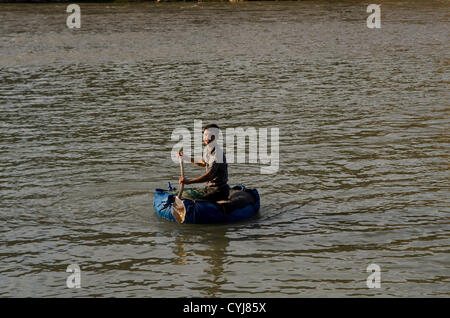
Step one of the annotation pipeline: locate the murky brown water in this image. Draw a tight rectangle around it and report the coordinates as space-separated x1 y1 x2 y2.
0 1 449 297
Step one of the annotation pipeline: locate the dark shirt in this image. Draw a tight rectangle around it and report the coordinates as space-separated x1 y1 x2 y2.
204 145 228 190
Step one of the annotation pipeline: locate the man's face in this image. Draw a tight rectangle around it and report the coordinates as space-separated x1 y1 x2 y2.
203 132 214 145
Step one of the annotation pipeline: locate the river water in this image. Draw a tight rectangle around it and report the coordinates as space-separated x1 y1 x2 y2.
0 1 449 297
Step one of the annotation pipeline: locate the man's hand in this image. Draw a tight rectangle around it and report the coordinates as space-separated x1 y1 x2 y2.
179 177 191 185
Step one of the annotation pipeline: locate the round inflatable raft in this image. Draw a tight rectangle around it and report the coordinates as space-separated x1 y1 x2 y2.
153 185 260 224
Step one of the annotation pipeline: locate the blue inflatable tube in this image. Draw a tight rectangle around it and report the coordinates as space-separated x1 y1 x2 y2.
153 185 260 224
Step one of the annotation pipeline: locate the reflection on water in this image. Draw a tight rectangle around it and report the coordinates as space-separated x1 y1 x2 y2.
0 1 449 297
174 226 231 297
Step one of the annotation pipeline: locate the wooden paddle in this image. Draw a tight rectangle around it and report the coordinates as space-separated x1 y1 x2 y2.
173 149 186 223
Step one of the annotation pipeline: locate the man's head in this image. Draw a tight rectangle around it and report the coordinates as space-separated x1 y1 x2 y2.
203 124 220 145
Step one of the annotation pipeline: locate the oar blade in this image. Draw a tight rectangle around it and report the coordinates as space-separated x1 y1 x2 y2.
173 196 186 223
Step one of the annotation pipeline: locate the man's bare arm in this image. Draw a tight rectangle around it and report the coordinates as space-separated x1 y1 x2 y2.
178 152 206 167
191 158 206 167
189 170 214 184
180 170 214 185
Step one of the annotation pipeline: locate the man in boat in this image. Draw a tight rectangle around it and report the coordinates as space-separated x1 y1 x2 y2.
178 124 230 202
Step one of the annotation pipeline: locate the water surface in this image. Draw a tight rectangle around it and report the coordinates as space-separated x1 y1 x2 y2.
0 1 449 297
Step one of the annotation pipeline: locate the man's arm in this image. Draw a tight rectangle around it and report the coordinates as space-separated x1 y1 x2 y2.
189 170 214 184
191 157 206 167
180 170 214 185
178 151 206 167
